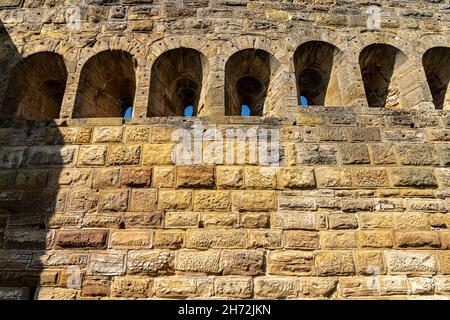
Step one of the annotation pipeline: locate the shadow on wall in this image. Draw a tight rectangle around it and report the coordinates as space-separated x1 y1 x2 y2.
0 20 65 300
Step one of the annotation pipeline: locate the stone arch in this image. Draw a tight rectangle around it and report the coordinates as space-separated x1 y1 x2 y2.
294 41 343 106
359 43 410 108
73 50 137 118
148 47 210 117
423 47 450 110
225 49 277 116
1 51 68 120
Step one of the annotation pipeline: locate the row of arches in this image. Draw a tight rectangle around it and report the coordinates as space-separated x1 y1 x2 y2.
2 43 449 120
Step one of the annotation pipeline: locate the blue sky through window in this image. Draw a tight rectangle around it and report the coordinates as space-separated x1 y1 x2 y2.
123 105 133 119
300 96 309 107
241 104 251 116
184 105 194 117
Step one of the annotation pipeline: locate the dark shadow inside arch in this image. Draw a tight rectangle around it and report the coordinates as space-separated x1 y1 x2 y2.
423 47 450 110
73 50 137 118
1 52 67 121
0 20 64 300
225 49 272 116
148 47 208 117
294 41 341 106
359 44 406 108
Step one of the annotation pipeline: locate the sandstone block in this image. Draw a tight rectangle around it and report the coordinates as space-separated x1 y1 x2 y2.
254 277 298 299
142 144 174 165
154 230 185 249
244 166 276 189
315 167 352 188
232 191 276 212
158 190 192 211
176 166 215 188
152 166 175 188
216 166 243 189
108 145 141 165
109 230 153 249
268 250 314 275
315 251 355 276
193 190 231 211
277 167 316 189
214 276 252 298
220 250 264 276
385 251 438 274
78 145 107 166
283 230 320 249
98 189 129 213
129 188 158 212
55 230 108 249
111 276 152 298
186 229 247 249
389 168 438 188
176 250 221 274
394 231 441 249
127 250 175 275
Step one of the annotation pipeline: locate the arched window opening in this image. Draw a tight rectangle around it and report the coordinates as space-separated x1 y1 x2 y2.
149 48 208 117
423 47 450 110
241 104 251 117
73 50 136 118
225 49 273 116
294 41 342 106
1 52 67 120
184 105 194 117
359 44 407 108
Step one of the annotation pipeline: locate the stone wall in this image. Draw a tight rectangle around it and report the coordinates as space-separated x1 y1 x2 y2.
0 0 449 300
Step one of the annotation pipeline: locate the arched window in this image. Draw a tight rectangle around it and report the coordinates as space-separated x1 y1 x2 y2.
225 49 274 116
148 48 208 117
359 44 408 108
294 41 343 106
423 47 450 110
2 52 67 120
73 50 136 118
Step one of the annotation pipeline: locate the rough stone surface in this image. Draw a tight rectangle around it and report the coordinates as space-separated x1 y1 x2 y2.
0 0 449 301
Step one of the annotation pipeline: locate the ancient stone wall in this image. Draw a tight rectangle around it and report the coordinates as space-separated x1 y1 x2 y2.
0 0 449 300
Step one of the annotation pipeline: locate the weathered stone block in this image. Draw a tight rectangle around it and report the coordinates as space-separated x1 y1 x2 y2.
158 190 192 211
109 230 153 249
220 250 264 276
186 229 247 249
194 190 230 211
277 167 316 189
176 166 215 188
245 166 277 189
129 188 158 212
315 251 355 276
232 191 276 212
214 276 252 298
216 166 243 189
385 251 438 274
55 230 108 249
339 144 370 164
154 230 185 249
142 144 174 165
111 276 152 298
268 250 314 275
389 168 438 188
108 145 141 165
283 230 320 249
176 250 221 274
